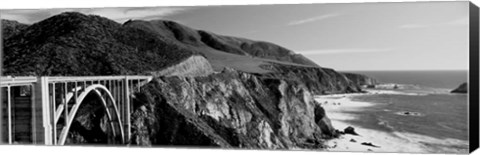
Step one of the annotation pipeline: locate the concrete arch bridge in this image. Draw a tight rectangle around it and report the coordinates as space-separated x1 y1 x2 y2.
0 76 152 145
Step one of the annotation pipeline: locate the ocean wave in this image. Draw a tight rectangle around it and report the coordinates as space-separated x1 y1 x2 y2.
368 83 453 95
391 131 469 154
365 89 427 96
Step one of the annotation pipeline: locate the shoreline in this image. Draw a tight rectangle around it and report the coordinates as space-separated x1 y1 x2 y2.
316 90 469 154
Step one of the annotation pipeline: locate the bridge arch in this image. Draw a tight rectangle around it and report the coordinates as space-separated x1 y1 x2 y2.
57 84 124 145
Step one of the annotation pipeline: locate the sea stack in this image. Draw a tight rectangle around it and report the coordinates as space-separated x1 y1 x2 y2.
451 82 467 93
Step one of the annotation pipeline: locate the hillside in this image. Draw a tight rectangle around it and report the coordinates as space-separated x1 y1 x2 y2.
2 12 362 94
123 20 320 72
2 12 365 148
1 19 29 39
2 12 195 76
342 72 378 86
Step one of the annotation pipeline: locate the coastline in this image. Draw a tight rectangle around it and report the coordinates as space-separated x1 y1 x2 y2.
316 90 469 154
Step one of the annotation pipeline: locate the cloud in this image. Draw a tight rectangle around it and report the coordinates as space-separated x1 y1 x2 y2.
296 48 393 55
398 16 468 29
287 13 339 26
1 7 190 24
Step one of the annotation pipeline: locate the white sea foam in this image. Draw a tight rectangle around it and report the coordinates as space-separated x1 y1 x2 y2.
315 93 469 154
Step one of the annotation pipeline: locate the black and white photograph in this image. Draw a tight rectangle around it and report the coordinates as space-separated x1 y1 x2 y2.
0 0 478 154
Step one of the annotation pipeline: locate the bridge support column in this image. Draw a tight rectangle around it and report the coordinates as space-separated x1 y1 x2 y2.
33 77 52 145
123 77 130 143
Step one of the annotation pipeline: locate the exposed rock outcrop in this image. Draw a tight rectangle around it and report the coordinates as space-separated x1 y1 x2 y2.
150 55 215 77
64 93 113 144
2 12 364 149
342 73 378 86
343 126 359 136
260 63 361 95
130 68 335 149
451 82 467 93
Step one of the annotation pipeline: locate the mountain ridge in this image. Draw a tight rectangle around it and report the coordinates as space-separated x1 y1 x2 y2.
123 19 320 68
2 12 373 148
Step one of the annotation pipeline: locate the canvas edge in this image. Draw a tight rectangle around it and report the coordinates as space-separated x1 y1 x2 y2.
0 10 4 145
469 1 480 153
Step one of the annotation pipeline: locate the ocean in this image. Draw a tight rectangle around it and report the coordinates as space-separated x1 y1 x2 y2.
346 70 468 90
340 70 469 153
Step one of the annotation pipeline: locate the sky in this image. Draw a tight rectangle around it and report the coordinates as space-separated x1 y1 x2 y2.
0 1 470 71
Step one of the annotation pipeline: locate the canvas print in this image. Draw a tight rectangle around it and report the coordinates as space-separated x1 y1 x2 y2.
0 1 476 154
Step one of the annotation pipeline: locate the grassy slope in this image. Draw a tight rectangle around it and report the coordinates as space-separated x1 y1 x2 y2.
123 20 319 74
3 12 332 77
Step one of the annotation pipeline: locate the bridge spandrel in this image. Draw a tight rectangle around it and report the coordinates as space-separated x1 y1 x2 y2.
0 76 152 145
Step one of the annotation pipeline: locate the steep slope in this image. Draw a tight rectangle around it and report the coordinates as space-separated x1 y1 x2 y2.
2 12 195 76
196 30 319 66
260 63 361 94
3 12 363 148
120 19 360 95
1 19 29 40
342 72 378 86
131 68 336 148
150 55 215 77
123 20 319 73
3 12 362 95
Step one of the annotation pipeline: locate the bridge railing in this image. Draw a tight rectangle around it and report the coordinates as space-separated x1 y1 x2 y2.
1 76 37 87
46 76 152 82
0 76 152 145
1 76 37 144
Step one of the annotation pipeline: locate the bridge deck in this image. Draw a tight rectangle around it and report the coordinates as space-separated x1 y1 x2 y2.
1 76 152 145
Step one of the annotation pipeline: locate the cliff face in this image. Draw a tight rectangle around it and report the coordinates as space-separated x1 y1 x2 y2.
150 55 215 77
342 73 378 86
451 82 467 93
130 68 335 149
260 63 361 94
64 94 111 144
3 12 362 148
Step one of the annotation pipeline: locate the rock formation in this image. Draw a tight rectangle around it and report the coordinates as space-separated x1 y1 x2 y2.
261 64 361 94
342 72 378 87
150 55 215 77
130 68 335 149
1 12 372 149
451 82 467 93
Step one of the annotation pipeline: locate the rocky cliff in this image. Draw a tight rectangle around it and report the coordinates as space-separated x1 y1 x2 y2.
342 73 378 86
2 12 363 148
260 64 361 94
150 55 215 77
451 82 467 93
2 12 363 95
130 68 336 149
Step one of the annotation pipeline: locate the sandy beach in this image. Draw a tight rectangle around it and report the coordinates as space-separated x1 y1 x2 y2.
315 90 469 154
